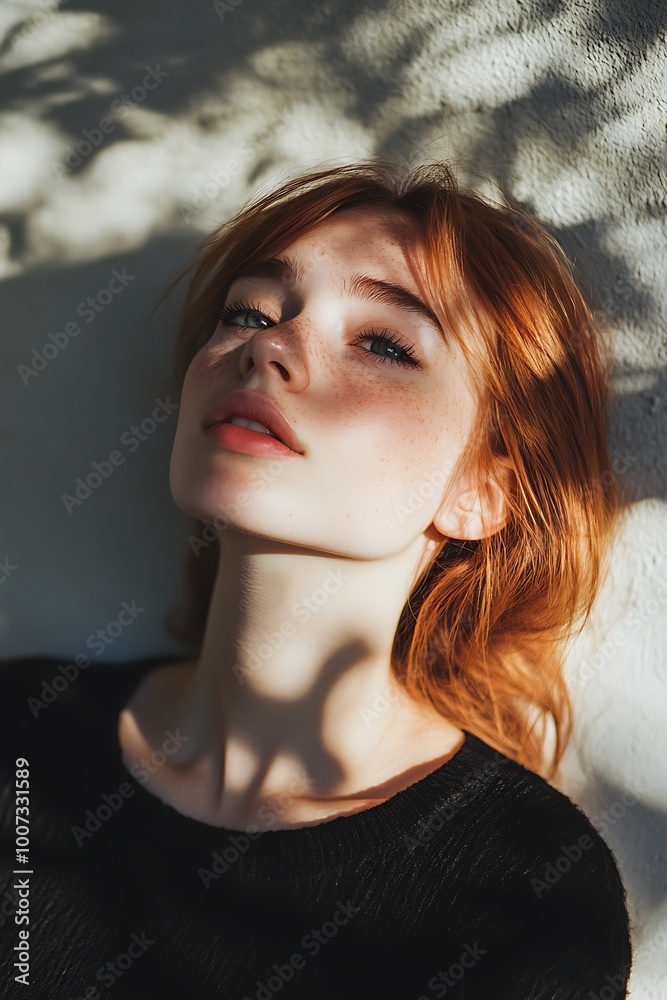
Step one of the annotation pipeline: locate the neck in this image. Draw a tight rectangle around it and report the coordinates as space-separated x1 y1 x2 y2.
173 531 446 813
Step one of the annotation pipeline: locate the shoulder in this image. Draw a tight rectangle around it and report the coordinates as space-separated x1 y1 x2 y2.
0 654 188 842
416 733 634 997
0 653 183 751
0 653 178 704
459 734 631 910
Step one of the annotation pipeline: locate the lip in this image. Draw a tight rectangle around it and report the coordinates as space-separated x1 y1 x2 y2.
202 390 304 455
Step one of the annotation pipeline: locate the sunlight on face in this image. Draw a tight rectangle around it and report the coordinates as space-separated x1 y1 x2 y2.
169 204 479 558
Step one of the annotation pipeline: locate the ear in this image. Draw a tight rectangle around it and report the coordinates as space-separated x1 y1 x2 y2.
432 457 515 541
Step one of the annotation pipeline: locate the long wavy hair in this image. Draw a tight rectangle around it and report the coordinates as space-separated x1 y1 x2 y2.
164 159 619 780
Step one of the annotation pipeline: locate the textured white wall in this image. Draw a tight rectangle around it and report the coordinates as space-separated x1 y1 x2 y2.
1 0 665 993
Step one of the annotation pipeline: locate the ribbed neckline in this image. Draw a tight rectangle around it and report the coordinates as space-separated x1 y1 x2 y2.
126 728 465 815
98 657 501 859
119 725 497 860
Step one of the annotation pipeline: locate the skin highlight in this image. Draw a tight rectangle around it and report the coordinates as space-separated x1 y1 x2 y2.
151 159 618 784
118 204 511 830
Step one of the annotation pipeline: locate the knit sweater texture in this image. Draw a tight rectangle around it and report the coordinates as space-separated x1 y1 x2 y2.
0 655 632 999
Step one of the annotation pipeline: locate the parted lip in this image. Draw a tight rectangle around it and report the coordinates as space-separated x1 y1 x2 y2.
202 390 304 454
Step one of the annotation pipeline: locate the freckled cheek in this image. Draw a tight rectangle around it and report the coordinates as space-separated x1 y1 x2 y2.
335 391 446 473
187 348 214 378
377 385 470 488
192 344 233 380
180 348 237 411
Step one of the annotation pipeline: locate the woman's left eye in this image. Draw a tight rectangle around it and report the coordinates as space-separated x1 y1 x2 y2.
218 301 422 369
351 329 422 369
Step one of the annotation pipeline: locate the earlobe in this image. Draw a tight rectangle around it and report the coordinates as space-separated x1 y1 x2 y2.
432 459 514 541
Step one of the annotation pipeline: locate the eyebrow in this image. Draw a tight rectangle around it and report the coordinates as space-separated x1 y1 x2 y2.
226 255 444 336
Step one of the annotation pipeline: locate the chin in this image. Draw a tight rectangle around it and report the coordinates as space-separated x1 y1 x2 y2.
169 463 220 524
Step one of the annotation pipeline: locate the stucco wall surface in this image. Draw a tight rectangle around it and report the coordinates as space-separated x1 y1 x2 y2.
0 1 665 993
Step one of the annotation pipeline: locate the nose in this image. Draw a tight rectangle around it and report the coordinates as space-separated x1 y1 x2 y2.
239 322 309 391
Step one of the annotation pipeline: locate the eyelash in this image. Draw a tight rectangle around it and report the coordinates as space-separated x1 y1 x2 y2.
218 299 422 369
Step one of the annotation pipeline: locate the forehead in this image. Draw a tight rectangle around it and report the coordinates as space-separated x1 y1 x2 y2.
275 204 425 287
288 204 420 253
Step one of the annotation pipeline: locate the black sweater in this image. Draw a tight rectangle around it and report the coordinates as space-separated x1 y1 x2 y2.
0 656 632 999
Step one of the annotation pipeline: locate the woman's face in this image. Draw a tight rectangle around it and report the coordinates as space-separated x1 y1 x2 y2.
170 204 480 558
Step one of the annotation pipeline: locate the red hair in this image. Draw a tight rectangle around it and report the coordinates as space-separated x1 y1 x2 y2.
165 159 619 780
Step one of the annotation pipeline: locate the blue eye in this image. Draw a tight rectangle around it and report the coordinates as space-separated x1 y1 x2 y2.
350 328 421 369
219 300 273 329
218 300 422 369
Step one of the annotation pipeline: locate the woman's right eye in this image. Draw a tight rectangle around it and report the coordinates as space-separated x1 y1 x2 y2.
219 300 275 329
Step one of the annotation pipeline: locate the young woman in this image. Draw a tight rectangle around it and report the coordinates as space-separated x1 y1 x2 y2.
0 160 632 999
